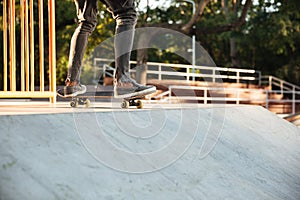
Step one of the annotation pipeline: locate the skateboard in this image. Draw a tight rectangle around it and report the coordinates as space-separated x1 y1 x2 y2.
57 89 144 109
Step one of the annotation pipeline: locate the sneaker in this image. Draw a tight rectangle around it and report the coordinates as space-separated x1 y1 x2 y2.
114 74 156 98
64 84 87 97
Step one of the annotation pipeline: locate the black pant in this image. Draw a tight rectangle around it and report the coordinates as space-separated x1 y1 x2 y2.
67 0 137 82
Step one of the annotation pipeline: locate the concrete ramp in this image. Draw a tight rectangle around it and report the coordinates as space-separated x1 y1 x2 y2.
0 106 299 199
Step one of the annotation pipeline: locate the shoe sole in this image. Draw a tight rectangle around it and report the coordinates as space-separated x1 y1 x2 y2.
63 85 87 98
114 86 156 99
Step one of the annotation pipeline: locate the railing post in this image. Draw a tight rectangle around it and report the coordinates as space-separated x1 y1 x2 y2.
30 0 35 91
3 0 8 91
236 89 240 105
48 0 56 103
20 0 25 91
186 66 189 81
265 90 269 110
269 76 272 90
158 64 162 80
39 0 44 91
94 59 99 81
25 0 29 91
103 64 107 78
169 86 172 103
292 86 295 114
257 71 261 86
204 88 207 104
9 0 16 91
280 81 283 95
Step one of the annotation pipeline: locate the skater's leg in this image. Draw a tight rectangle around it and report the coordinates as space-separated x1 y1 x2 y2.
102 0 156 97
64 0 98 97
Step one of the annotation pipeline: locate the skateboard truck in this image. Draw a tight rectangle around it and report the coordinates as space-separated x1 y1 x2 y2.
70 97 90 108
121 97 143 109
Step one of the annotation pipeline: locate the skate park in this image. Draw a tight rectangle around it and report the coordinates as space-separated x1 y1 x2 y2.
1 62 300 200
1 0 300 200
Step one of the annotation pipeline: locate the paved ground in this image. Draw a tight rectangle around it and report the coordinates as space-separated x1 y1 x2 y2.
0 102 299 200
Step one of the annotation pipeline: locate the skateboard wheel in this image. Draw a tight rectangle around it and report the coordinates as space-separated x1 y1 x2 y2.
84 99 90 108
121 100 129 109
136 100 143 109
70 100 78 108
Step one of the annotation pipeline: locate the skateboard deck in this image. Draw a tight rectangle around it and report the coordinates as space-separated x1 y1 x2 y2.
57 89 145 109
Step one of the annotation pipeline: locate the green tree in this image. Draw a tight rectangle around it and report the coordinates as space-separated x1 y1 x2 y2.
237 0 300 84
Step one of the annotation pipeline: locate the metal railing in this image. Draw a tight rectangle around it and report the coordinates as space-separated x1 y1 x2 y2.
93 58 261 85
261 75 300 92
1 0 56 102
94 59 299 95
157 85 300 114
93 58 300 114
93 58 260 84
139 62 259 83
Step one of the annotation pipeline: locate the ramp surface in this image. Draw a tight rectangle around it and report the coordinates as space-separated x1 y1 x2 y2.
0 106 299 199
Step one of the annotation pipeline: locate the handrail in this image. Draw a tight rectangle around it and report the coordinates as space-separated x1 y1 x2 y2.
92 58 300 114
261 75 300 92
93 59 300 95
93 58 260 84
160 85 300 114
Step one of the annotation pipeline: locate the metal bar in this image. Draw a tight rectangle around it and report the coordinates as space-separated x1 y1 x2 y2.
192 34 196 82
103 65 106 78
39 0 44 91
186 66 189 81
266 91 269 110
158 65 162 80
25 0 30 91
265 75 300 91
3 0 8 91
204 89 207 104
269 76 272 90
48 0 57 103
167 96 252 102
0 91 56 98
30 0 34 91
20 0 25 91
94 58 262 84
236 90 240 105
9 0 16 91
292 87 295 114
257 71 261 86
12 0 16 91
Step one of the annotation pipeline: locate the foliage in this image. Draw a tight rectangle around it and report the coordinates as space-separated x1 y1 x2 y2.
238 0 300 84
55 1 115 84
